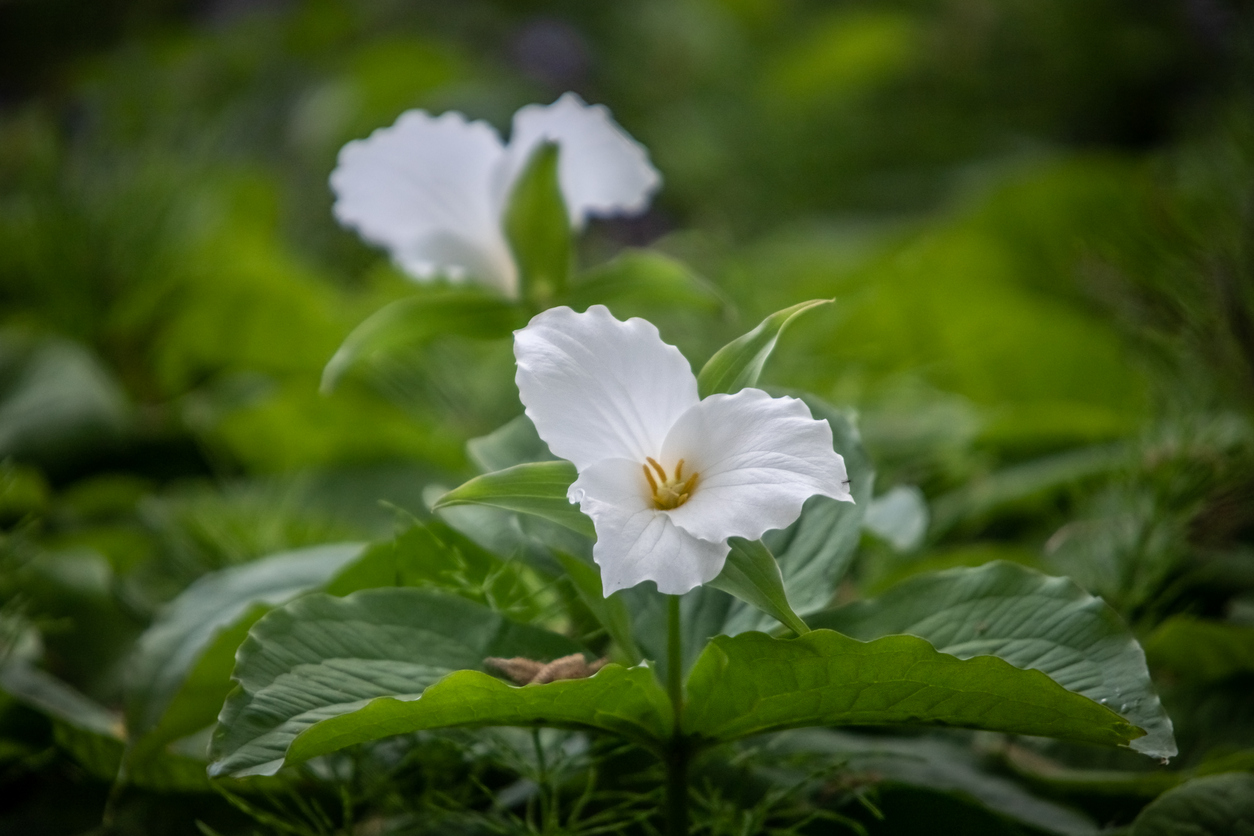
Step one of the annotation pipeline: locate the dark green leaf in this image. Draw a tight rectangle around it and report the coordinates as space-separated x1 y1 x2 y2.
682 629 1144 748
809 561 1176 760
433 460 592 539
209 587 586 777
707 538 809 636
1130 773 1254 836
320 290 522 393
697 299 831 398
124 543 371 766
504 142 572 303
767 730 1098 836
1144 616 1254 684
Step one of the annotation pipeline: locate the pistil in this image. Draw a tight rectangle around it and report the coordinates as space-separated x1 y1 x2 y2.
643 457 699 510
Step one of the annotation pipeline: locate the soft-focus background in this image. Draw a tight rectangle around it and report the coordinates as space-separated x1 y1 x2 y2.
2 0 1253 833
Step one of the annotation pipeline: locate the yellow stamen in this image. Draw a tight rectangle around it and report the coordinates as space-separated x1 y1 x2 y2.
643 458 700 510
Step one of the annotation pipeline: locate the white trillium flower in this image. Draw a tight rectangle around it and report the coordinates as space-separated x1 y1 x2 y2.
330 93 660 298
515 305 854 596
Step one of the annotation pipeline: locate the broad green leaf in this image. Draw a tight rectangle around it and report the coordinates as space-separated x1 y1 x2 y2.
707 538 809 636
504 142 572 303
721 397 871 635
124 543 371 766
554 551 642 664
320 290 522 393
433 460 592 539
766 730 1098 836
864 484 929 552
808 561 1176 759
1130 773 1254 836
682 629 1143 747
467 413 555 473
563 250 726 314
283 665 672 771
1145 617 1254 684
209 587 585 777
697 299 831 398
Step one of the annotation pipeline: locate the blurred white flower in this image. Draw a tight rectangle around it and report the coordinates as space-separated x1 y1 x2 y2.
330 93 660 297
514 305 853 596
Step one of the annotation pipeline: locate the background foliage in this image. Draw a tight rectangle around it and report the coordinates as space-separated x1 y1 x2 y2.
1 0 1253 833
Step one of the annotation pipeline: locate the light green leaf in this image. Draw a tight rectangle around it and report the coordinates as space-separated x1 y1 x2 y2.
554 551 642 664
124 543 371 766
697 299 831 398
320 290 522 393
707 538 809 636
504 142 572 303
1130 773 1254 836
433 460 592 539
808 561 1176 760
682 629 1144 748
209 587 587 777
563 250 726 314
283 665 672 770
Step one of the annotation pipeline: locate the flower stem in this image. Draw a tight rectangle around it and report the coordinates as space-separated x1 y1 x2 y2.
665 594 688 836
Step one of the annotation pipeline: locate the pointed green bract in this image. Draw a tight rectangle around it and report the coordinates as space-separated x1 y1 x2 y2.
697 299 831 398
433 460 592 538
707 538 809 636
209 587 586 777
682 630 1144 748
809 561 1176 759
320 290 522 393
555 551 643 664
504 142 573 303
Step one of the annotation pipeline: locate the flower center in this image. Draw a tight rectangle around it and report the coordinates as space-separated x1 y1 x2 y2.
642 457 699 511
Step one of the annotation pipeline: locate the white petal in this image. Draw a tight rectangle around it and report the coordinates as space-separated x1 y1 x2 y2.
661 389 852 544
330 110 519 295
499 92 661 229
570 457 729 595
514 305 699 470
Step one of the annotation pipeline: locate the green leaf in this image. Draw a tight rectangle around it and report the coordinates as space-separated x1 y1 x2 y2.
808 561 1176 760
707 538 809 636
504 141 572 303
682 629 1144 748
466 413 554 473
320 290 522 393
554 551 642 664
697 299 831 398
124 543 371 765
283 665 671 771
433 460 592 539
1130 773 1254 836
209 587 588 777
563 250 726 314
767 730 1098 836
